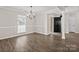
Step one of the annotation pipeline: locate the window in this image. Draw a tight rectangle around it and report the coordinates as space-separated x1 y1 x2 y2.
17 15 26 33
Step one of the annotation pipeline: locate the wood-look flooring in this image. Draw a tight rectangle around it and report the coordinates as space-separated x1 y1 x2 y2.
0 33 79 52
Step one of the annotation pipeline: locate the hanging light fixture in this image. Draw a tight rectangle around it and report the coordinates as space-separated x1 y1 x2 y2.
25 6 35 20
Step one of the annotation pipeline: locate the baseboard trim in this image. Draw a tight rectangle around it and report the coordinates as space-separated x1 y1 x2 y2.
73 32 79 33
0 32 70 40
0 32 34 40
33 32 49 35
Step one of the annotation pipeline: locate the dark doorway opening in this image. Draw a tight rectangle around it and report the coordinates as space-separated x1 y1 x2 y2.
54 16 62 33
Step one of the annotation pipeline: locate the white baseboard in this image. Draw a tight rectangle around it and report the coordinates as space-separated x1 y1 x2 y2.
0 32 69 40
35 32 49 35
0 32 34 40
74 32 79 33
0 31 48 40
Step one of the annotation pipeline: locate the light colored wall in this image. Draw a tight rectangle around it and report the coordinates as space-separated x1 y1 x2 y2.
34 12 47 34
65 11 79 33
34 9 79 35
0 8 18 37
0 8 34 38
34 9 61 35
0 7 69 38
1 7 79 38
76 12 79 33
26 17 35 34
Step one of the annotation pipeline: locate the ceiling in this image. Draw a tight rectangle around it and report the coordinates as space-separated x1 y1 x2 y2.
0 6 79 13
0 6 57 13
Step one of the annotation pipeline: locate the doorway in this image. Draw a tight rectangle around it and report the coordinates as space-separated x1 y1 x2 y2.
54 17 61 33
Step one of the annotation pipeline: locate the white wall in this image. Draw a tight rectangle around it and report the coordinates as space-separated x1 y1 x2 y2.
34 12 47 34
0 8 18 38
0 8 34 38
1 7 79 39
34 8 79 35
65 11 79 33
76 12 79 33
26 17 35 34
34 9 61 35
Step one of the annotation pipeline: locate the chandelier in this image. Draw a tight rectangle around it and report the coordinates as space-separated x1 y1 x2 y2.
26 6 35 20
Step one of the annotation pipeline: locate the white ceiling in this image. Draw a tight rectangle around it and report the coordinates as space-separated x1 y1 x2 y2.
0 6 57 13
0 6 79 13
